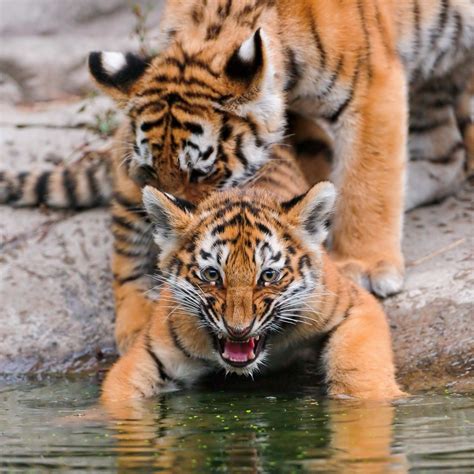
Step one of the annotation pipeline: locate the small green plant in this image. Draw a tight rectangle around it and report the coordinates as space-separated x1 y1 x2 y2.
91 109 119 138
129 1 155 56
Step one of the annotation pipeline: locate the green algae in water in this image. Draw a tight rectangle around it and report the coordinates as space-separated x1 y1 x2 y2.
0 379 473 472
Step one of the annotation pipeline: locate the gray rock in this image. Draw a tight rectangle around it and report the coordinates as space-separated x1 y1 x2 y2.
386 184 474 392
0 0 164 101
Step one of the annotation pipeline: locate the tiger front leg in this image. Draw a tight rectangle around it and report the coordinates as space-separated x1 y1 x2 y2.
321 294 405 401
113 277 155 354
330 61 407 297
111 191 158 354
101 321 209 403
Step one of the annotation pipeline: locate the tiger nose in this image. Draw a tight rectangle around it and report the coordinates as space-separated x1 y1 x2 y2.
225 321 254 340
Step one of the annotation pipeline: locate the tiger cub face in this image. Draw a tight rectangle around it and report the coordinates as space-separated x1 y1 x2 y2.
88 24 285 201
143 182 335 375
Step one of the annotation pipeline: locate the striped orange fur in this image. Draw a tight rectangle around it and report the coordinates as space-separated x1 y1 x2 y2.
102 145 404 402
88 0 473 298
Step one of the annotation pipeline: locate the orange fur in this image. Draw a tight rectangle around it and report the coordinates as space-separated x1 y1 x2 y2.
85 0 473 299
102 147 405 404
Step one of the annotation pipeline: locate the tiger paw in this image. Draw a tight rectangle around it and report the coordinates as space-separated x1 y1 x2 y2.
335 258 404 298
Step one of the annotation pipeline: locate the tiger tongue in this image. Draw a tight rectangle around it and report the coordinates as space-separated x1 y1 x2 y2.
222 338 255 362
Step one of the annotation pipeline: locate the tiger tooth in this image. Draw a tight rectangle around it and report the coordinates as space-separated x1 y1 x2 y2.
256 336 260 341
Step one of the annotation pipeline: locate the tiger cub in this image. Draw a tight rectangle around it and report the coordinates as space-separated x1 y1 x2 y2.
80 0 472 299
101 146 404 403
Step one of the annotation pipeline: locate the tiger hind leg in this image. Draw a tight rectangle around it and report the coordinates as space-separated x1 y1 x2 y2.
405 75 470 211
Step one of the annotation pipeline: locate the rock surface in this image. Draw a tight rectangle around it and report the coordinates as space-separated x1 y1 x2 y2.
0 0 164 102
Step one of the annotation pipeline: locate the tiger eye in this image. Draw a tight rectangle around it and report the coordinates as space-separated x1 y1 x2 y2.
260 269 279 284
202 266 220 283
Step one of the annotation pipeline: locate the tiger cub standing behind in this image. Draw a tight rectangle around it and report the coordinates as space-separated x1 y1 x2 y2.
102 146 404 403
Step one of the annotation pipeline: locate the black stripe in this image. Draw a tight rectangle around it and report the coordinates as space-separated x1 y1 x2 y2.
112 214 138 232
374 3 393 56
152 75 223 97
256 222 272 235
114 244 147 258
427 142 464 164
146 338 171 382
168 320 197 359
116 271 145 285
316 55 344 99
308 8 326 70
430 0 450 47
246 116 263 147
254 176 285 188
318 289 354 361
141 116 166 132
452 11 463 50
113 192 146 214
284 47 302 92
62 168 78 209
8 171 28 202
186 57 221 80
206 23 222 40
134 101 165 116
217 0 233 18
219 120 233 142
85 166 103 206
413 0 422 56
357 0 372 81
184 121 203 135
234 134 248 168
35 171 51 205
281 193 305 211
409 118 450 134
173 101 212 116
327 58 361 123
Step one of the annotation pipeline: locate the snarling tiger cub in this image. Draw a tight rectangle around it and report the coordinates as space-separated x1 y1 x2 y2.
101 146 404 402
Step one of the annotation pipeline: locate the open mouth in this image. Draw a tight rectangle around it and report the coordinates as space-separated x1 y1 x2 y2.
217 335 266 367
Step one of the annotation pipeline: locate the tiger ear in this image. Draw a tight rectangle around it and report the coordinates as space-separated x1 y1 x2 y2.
282 182 336 245
142 186 195 256
225 28 265 86
88 51 150 101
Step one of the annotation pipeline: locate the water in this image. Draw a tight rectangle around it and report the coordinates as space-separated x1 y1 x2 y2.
0 377 473 473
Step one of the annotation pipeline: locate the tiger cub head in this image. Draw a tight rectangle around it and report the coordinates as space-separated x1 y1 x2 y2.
88 3 285 201
142 182 335 375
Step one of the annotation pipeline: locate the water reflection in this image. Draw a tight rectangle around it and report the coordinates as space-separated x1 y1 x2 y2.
103 393 408 472
0 380 472 472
